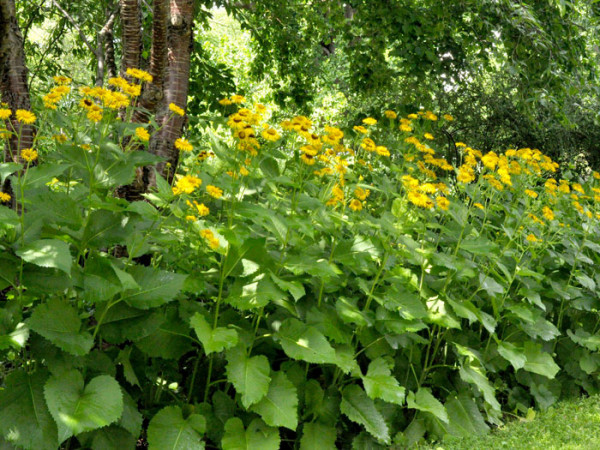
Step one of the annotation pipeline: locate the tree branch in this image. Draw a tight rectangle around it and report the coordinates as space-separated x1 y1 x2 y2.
50 0 98 57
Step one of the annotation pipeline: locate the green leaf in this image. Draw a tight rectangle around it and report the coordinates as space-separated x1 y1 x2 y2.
276 318 337 364
362 358 406 405
121 266 188 309
0 162 21 184
459 365 501 411
250 371 298 430
406 388 449 424
78 426 137 450
26 298 93 356
147 406 205 450
0 205 19 228
16 239 72 275
445 394 489 437
135 309 192 359
44 370 123 441
226 346 271 408
190 313 238 354
341 384 390 444
497 342 526 370
300 422 337 450
0 370 58 450
222 418 280 450
523 342 560 378
18 164 68 189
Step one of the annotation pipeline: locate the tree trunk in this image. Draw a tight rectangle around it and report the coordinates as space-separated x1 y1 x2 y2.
149 0 194 181
132 0 168 123
119 0 142 77
0 0 34 157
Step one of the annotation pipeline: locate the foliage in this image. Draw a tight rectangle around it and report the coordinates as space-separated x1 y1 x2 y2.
3 73 600 450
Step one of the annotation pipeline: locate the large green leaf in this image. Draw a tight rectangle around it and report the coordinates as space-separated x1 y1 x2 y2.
190 313 238 354
406 388 449 424
523 342 560 378
26 298 93 356
15 239 72 275
44 370 123 442
147 406 206 450
497 341 526 370
341 384 390 444
276 318 337 364
121 266 187 309
300 422 337 450
362 358 405 405
0 370 58 450
226 346 271 408
135 309 192 359
250 371 298 430
445 394 489 437
459 365 501 411
222 418 279 450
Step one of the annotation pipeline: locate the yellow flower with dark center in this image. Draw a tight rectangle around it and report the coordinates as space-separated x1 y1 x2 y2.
349 199 363 211
175 138 193 152
262 128 280 141
436 196 450 210
0 192 10 203
206 185 223 199
126 68 153 83
21 148 38 162
169 103 185 116
16 110 36 124
301 153 316 165
362 117 377 126
135 127 150 142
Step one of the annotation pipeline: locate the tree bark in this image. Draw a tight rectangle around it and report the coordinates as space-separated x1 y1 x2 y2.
0 0 34 156
119 0 142 77
149 0 194 181
132 0 168 123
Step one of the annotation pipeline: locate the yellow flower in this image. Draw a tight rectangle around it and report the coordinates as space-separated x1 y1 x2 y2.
172 175 202 195
262 128 280 141
185 215 197 222
187 200 209 217
300 153 316 165
384 110 397 119
206 185 223 199
0 192 10 203
53 134 67 143
239 166 249 176
443 114 454 121
407 190 434 209
362 117 377 126
526 234 541 243
436 196 450 211
169 103 185 116
175 138 193 152
53 75 72 85
594 171 600 180
542 206 555 221
230 95 245 104
126 68 153 83
219 98 232 106
473 202 484 210
424 133 434 140
407 113 418 120
525 189 538 199
399 124 413 132
21 148 38 162
0 109 11 120
425 111 438 121
15 110 36 124
135 127 150 142
354 186 370 200
349 199 363 211
375 145 390 157
87 109 103 122
353 125 368 134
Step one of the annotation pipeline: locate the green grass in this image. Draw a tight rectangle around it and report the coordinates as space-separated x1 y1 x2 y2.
427 395 600 449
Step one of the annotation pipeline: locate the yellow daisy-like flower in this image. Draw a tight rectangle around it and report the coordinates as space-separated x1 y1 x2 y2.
185 215 197 222
172 175 202 195
300 153 316 165
399 124 413 132
526 234 541 243
187 200 209 217
230 95 245 104
206 185 223 199
262 128 280 141
219 98 233 106
424 133 434 140
0 192 10 203
0 109 11 120
354 187 371 200
53 75 72 85
169 103 185 116
384 110 397 119
349 199 363 211
524 189 538 199
353 125 368 134
443 114 454 121
376 145 390 157
126 68 153 83
135 127 150 142
87 110 103 122
593 171 600 180
175 138 193 152
473 202 484 210
15 110 36 124
362 117 377 126
436 196 450 211
21 148 38 162
239 166 249 176
542 206 555 221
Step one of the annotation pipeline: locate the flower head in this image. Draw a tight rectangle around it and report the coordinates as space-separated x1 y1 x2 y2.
21 148 38 162
0 192 10 203
135 127 150 142
175 138 193 152
362 117 377 126
126 68 153 83
169 103 185 116
349 199 363 211
16 110 36 124
206 185 223 199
